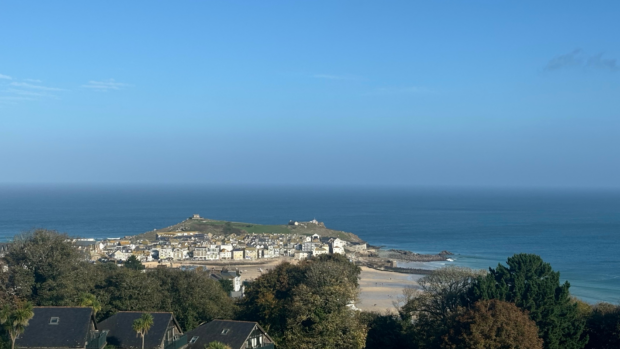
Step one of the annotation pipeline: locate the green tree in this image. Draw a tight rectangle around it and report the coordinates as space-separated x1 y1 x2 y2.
78 293 101 316
149 268 235 331
0 229 235 332
472 254 587 349
442 299 543 349
218 279 233 294
3 229 93 305
398 266 485 348
360 312 408 349
83 263 233 329
93 268 163 320
0 300 34 349
239 255 366 349
132 313 154 349
124 255 145 271
205 341 232 349
584 302 620 349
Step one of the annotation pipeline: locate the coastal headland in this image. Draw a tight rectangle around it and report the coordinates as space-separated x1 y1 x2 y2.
133 215 365 243
107 214 451 313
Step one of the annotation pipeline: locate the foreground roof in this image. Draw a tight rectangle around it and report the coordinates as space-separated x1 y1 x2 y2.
186 320 272 349
16 307 95 348
98 311 179 349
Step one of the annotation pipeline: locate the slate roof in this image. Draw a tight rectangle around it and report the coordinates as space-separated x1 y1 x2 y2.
185 320 271 349
98 312 180 349
74 241 97 247
15 307 96 348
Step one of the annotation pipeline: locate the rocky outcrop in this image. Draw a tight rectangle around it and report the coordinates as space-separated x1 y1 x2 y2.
387 249 448 262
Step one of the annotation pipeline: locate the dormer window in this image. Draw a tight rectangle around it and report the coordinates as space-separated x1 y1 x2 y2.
221 329 230 335
49 317 59 325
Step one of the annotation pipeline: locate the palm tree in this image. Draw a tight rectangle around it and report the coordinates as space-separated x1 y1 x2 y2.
132 313 154 349
205 341 232 349
78 293 102 316
0 301 35 349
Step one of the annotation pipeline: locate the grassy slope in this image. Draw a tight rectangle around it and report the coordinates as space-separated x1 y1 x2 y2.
133 218 364 243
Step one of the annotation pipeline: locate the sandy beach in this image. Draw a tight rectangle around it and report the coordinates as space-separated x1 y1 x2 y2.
356 266 422 313
148 259 424 313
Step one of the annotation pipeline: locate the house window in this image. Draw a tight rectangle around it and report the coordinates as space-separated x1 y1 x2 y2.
221 329 230 335
189 336 199 344
49 317 59 325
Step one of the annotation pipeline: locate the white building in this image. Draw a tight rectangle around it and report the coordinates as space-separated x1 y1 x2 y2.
302 241 316 252
330 238 346 255
172 248 189 260
296 251 311 260
157 248 173 260
206 246 220 260
220 244 233 252
220 249 232 260
193 247 207 260
313 246 328 256
110 250 131 261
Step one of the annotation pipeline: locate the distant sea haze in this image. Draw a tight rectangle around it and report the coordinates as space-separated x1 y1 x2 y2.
1 184 619 304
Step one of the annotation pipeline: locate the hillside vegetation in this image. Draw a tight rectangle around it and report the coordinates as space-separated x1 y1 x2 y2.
134 217 365 243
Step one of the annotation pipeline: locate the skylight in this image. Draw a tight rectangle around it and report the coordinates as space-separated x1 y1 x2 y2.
221 329 230 335
49 317 59 325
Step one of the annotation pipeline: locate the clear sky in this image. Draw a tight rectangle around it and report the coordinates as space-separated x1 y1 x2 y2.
1 1 619 187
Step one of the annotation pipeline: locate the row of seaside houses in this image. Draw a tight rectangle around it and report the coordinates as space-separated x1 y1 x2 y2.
90 233 352 263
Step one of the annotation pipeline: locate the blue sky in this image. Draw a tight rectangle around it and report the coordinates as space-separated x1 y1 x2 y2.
1 1 619 187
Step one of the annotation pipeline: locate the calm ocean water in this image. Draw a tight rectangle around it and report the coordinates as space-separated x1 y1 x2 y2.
1 184 619 304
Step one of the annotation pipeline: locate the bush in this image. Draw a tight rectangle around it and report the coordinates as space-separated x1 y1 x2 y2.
442 300 543 349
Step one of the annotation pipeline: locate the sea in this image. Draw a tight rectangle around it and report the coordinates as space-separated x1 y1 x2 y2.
1 184 619 304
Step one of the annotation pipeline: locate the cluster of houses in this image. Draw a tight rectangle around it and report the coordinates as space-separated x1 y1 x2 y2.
15 307 274 349
77 231 365 264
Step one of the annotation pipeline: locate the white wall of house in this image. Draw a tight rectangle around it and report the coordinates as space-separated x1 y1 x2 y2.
302 242 316 252
172 248 188 260
158 248 173 260
296 251 310 260
206 247 220 260
313 248 328 256
331 246 345 254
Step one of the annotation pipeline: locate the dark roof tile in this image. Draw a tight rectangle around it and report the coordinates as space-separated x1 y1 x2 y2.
16 307 95 348
186 320 269 349
98 312 179 349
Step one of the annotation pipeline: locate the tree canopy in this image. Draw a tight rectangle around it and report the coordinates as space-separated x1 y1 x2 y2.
442 299 543 349
398 266 485 348
0 230 235 332
583 303 620 349
238 254 366 349
3 229 92 305
124 255 145 270
0 299 34 349
360 312 408 349
472 253 587 349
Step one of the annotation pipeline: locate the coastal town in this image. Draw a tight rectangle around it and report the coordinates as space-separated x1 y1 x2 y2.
78 215 370 266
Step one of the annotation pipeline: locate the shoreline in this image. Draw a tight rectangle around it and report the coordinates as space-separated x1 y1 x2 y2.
154 258 429 314
356 266 423 313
